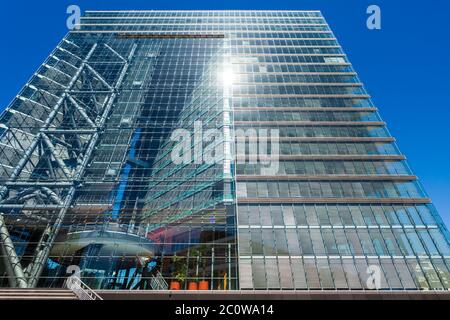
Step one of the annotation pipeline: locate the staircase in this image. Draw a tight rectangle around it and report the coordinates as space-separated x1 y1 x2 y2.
150 271 169 290
0 288 78 300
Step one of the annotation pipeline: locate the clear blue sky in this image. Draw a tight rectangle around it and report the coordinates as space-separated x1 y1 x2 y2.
1 0 449 228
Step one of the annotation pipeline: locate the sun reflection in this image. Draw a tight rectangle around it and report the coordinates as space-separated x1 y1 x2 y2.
221 68 234 87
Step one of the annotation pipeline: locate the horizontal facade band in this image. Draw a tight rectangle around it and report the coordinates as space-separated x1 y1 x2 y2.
235 121 384 126
236 155 406 161
116 33 225 39
234 53 344 57
68 30 224 34
76 28 332 34
72 30 331 34
234 46 340 50
236 175 417 181
237 198 431 204
235 137 395 142
237 225 439 229
82 15 326 21
85 10 322 12
239 254 448 260
80 20 326 24
233 94 370 99
84 31 336 36
79 24 330 28
233 82 362 87
233 61 345 65
234 38 338 42
80 21 327 26
235 72 356 76
85 10 321 13
233 107 377 112
232 37 339 41
235 45 341 49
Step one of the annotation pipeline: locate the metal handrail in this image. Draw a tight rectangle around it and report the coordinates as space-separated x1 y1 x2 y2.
64 276 103 300
150 271 169 290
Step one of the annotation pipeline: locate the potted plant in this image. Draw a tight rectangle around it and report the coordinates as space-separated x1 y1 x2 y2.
197 245 210 290
188 248 201 290
170 255 187 290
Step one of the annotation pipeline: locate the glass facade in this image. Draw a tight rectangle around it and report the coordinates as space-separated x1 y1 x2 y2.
0 10 449 291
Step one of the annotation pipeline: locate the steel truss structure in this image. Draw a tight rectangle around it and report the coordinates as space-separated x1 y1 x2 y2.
0 39 136 288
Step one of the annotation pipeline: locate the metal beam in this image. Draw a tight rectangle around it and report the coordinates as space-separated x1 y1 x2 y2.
42 129 97 134
0 135 41 199
0 236 15 287
103 43 127 62
0 204 65 210
5 182 73 187
0 214 28 288
85 64 113 90
67 95 97 128
41 133 73 179
41 187 64 205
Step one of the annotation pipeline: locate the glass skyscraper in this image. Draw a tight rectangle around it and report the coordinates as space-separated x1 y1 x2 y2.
0 10 449 291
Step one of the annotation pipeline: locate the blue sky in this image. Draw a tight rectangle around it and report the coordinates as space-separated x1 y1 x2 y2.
1 0 450 228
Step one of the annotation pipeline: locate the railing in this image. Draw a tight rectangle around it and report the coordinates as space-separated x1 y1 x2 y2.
67 222 147 238
150 271 169 290
64 276 103 300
